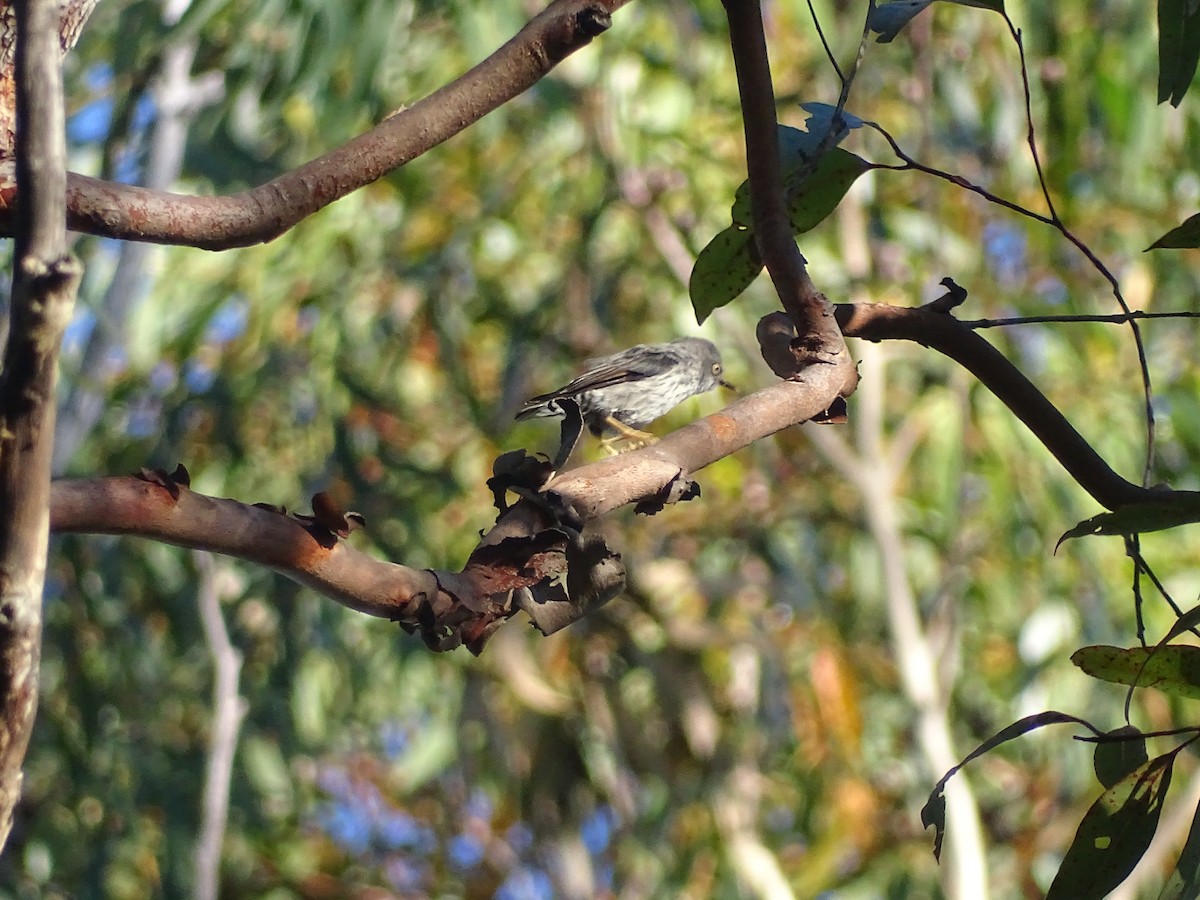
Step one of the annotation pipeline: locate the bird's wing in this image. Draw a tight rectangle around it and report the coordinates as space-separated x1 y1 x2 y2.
525 344 681 404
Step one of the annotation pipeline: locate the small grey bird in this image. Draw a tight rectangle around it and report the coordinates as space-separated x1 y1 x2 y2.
517 337 732 450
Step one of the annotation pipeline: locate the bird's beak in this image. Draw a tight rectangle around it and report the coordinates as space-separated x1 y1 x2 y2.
719 378 736 392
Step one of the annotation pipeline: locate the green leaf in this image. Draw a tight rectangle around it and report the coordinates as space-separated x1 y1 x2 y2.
1162 604 1200 646
692 146 868 322
1057 498 1200 547
799 102 865 149
923 711 1103 861
1148 212 1200 249
1159 797 1200 899
869 0 1004 44
689 226 762 324
782 148 871 234
1158 0 1200 107
870 0 935 42
731 148 871 232
1094 726 1149 789
1071 645 1200 700
1046 753 1175 898
731 126 851 226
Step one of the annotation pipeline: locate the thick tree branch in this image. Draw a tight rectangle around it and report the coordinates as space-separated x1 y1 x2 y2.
721 0 848 363
835 302 1157 509
50 475 446 620
47 366 848 652
543 363 849 519
0 0 79 853
0 0 629 249
46 301 1188 657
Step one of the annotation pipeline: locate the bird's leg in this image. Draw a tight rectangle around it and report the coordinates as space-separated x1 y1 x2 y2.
601 415 658 453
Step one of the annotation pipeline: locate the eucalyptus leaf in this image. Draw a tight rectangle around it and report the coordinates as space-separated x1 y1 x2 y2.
783 149 871 234
1158 0 1200 106
1162 604 1200 646
799 102 865 149
923 711 1103 861
1047 753 1175 898
730 148 870 233
1071 645 1200 700
1057 498 1200 547
1094 727 1149 789
870 0 1005 43
1148 211 1200 249
730 125 835 226
689 227 762 324
869 0 935 42
1159 797 1200 899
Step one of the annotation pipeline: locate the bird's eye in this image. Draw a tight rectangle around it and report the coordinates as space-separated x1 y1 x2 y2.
712 363 722 375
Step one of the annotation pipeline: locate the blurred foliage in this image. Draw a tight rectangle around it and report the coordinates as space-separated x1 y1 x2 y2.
3 0 1200 897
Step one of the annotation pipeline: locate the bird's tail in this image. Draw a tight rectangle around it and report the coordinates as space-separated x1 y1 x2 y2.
515 394 562 420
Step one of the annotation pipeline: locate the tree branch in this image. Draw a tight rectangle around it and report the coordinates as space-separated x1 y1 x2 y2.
46 299 1191 658
47 364 851 653
50 474 447 620
721 0 848 364
0 0 629 249
0 0 80 853
836 302 1155 509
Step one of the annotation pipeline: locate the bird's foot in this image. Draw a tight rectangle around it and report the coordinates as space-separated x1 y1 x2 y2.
601 418 659 454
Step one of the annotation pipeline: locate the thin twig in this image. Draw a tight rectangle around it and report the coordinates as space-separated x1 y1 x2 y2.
1135 549 1190 623
1001 11 1155 485
867 122 1054 225
833 1 873 116
1127 535 1146 650
962 311 1200 328
1003 19 1059 225
805 0 843 84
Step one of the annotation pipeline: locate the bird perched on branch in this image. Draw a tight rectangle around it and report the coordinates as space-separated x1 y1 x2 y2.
517 337 733 454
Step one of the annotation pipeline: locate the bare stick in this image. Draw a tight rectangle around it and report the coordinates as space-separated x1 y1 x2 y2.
1006 11 1154 484
806 0 844 84
962 311 1200 328
47 296 1199 656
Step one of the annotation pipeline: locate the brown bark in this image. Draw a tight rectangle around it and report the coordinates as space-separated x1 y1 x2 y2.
0 0 79 853
0 0 99 154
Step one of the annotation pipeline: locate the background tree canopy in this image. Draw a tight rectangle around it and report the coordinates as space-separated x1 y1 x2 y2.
3 0 1200 898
